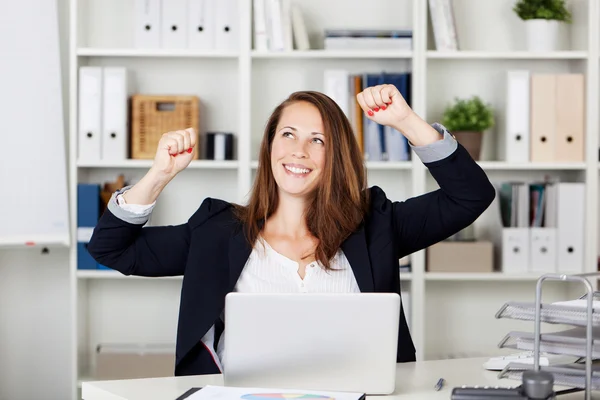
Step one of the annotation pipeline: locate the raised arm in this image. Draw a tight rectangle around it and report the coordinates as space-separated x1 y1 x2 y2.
392 123 495 257
87 129 199 277
357 85 495 258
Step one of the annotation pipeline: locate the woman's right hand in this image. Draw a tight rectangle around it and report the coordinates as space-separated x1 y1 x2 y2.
151 128 197 178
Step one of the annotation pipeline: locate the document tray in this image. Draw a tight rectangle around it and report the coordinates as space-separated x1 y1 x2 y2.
499 362 600 390
498 328 600 359
495 301 600 327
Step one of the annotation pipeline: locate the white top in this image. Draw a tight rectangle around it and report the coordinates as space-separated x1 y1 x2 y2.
214 237 360 368
115 193 360 369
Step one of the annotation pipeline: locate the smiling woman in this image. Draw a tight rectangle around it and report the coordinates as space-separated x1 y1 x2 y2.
87 84 496 377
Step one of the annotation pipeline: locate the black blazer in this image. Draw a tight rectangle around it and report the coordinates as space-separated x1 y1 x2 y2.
87 143 495 376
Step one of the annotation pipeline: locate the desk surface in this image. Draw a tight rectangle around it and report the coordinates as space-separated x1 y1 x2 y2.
81 357 585 400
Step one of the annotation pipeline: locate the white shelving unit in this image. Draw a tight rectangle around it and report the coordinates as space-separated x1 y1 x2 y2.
68 0 600 398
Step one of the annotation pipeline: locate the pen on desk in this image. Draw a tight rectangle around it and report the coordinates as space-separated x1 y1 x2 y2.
435 378 445 391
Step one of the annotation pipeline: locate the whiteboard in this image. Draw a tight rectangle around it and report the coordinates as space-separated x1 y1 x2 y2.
0 0 70 247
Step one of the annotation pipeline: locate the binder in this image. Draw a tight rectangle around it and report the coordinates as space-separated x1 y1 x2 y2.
205 132 234 160
323 70 350 118
161 0 188 48
78 66 102 162
529 227 557 273
77 183 100 270
554 74 585 162
134 0 162 48
556 182 585 273
214 0 238 50
187 0 215 50
265 0 284 51
500 182 529 274
530 74 556 162
101 67 132 160
505 70 530 163
529 182 557 273
253 0 269 51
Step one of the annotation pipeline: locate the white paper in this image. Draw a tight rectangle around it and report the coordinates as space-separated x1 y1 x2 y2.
187 385 364 400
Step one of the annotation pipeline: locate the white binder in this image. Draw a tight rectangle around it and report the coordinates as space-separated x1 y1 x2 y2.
501 182 529 274
78 67 102 162
101 67 131 160
214 0 238 50
134 0 162 48
529 227 557 273
505 70 530 163
502 228 530 274
187 0 215 50
556 182 585 273
323 70 350 118
161 0 188 48
253 0 269 51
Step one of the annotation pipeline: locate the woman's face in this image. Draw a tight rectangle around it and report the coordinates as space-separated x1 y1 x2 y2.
270 101 326 200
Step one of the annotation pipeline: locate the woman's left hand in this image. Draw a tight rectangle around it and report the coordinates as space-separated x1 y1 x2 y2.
356 84 414 129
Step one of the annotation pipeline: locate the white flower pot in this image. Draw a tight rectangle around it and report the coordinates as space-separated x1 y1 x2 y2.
525 19 561 52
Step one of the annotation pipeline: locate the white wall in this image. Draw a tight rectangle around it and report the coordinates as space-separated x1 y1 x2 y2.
0 1 72 399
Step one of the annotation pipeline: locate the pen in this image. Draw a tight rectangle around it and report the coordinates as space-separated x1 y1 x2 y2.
435 378 445 391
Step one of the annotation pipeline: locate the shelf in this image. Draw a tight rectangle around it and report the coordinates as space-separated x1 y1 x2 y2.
427 51 588 60
477 161 586 170
77 48 239 58
425 272 545 281
77 160 238 169
76 270 182 280
251 50 412 59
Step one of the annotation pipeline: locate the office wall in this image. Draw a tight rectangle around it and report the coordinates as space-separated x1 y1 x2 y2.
0 1 72 399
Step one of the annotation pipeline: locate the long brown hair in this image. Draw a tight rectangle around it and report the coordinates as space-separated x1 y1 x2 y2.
234 91 369 270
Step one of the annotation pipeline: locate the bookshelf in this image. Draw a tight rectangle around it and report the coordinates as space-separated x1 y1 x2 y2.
68 0 600 398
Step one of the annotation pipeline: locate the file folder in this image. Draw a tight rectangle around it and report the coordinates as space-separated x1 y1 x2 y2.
101 67 132 160
187 0 215 50
161 0 188 48
529 227 557 273
214 0 238 50
134 0 162 48
78 67 102 162
556 182 585 273
555 74 585 162
530 74 556 162
77 183 100 270
505 70 530 163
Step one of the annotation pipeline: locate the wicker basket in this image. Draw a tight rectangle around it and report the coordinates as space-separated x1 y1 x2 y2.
130 95 200 159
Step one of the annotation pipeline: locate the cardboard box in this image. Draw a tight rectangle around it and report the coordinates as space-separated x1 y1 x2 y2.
95 343 175 380
427 241 494 273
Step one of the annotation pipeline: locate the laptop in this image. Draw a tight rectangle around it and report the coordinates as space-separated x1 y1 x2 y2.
222 292 400 394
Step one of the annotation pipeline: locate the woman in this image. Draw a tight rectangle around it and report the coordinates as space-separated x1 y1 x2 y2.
87 84 495 376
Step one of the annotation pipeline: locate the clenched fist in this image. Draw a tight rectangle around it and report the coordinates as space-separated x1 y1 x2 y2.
151 128 197 178
356 84 414 129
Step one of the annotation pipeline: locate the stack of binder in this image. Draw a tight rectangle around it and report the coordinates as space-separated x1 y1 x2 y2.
504 71 585 163
79 66 133 162
494 291 600 393
134 0 238 50
323 70 412 162
498 180 585 275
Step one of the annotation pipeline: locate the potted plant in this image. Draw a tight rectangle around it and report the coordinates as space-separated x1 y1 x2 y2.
513 0 572 51
441 96 494 161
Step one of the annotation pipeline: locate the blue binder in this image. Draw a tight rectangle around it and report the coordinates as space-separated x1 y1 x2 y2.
77 183 100 270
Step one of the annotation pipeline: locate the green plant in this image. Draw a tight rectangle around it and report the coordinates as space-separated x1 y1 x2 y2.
513 0 572 22
441 96 495 132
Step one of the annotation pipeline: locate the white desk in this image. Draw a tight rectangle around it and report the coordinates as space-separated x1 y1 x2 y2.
81 357 586 399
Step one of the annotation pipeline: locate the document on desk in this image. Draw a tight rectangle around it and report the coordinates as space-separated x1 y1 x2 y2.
184 385 366 400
